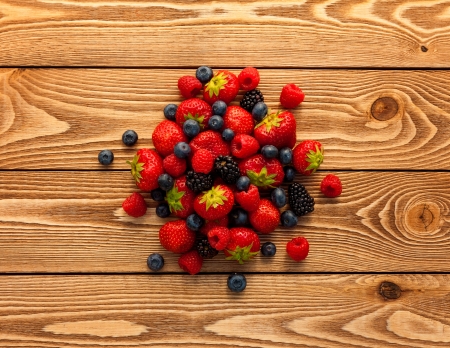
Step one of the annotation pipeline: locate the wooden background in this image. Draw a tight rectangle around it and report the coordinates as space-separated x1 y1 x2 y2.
1 0 450 347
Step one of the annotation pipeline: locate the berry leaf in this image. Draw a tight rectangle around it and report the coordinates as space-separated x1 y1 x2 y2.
166 187 185 213
225 243 259 264
246 167 277 188
199 186 228 211
205 72 228 98
126 155 144 183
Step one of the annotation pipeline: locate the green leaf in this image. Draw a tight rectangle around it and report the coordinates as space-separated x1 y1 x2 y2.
254 110 282 133
165 187 185 213
246 167 277 188
199 185 228 211
225 243 259 264
205 72 228 98
126 155 144 183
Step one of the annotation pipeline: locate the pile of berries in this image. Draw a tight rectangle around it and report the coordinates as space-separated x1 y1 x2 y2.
99 66 343 292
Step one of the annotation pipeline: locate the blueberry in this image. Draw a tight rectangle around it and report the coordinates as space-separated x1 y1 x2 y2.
283 166 296 182
261 145 279 159
279 147 293 165
280 210 298 227
196 66 213 84
229 207 248 227
174 142 191 158
222 128 235 142
98 150 114 165
163 103 178 121
208 115 224 130
252 102 268 122
186 213 204 231
122 130 138 146
261 242 277 257
236 176 251 192
183 119 200 138
158 173 174 191
156 203 171 218
151 188 166 202
147 253 164 271
271 187 286 208
212 100 227 116
227 273 247 292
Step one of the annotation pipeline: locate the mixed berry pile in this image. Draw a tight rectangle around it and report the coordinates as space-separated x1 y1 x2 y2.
99 66 343 292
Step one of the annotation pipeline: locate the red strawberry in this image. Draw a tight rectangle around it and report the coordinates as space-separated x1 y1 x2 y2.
178 250 203 275
122 192 147 218
292 140 324 176
207 226 231 250
178 76 202 99
165 176 195 218
230 134 260 159
254 110 296 149
224 227 260 264
280 83 305 109
175 98 213 129
234 184 260 212
152 120 188 157
194 184 234 220
238 67 260 91
163 153 186 178
203 70 239 105
223 106 254 135
127 148 164 191
248 199 280 234
189 130 230 158
286 237 309 261
320 173 342 197
199 215 229 235
191 149 214 174
159 219 196 254
238 154 284 189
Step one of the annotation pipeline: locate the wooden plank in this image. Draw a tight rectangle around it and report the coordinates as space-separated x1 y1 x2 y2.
0 274 449 347
0 0 447 67
1 68 450 170
1 171 449 273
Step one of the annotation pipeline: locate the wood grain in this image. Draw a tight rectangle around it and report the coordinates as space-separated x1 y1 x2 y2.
0 0 449 67
1 170 449 273
0 274 450 347
1 68 450 170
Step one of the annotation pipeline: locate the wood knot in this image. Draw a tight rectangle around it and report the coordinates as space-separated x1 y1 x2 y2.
405 202 441 235
379 282 401 300
371 97 399 121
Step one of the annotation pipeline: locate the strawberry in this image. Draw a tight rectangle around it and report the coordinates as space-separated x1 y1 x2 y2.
178 250 203 275
191 149 214 174
207 226 231 250
194 184 234 220
152 120 188 157
122 192 147 218
162 153 186 178
320 173 342 197
254 110 296 149
280 83 305 109
178 76 202 99
292 140 324 176
203 70 239 105
199 215 229 235
175 98 213 130
189 130 230 158
159 219 196 254
224 227 260 264
238 67 260 91
223 106 254 135
127 148 164 191
230 134 260 159
234 184 260 212
238 154 284 189
165 176 196 218
286 237 309 261
248 199 280 234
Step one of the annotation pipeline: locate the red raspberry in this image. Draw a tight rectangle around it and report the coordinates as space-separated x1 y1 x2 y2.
230 134 260 159
178 76 202 99
286 237 309 261
234 184 260 212
238 67 260 91
207 226 231 251
280 83 305 109
320 174 342 198
178 250 203 275
122 192 147 218
163 153 186 178
191 149 214 174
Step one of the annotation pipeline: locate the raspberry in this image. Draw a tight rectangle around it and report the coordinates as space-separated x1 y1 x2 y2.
320 174 342 198
207 226 231 251
238 67 260 91
191 149 214 174
280 83 305 109
178 76 202 99
230 134 260 159
122 192 147 218
163 153 186 178
286 237 309 261
234 184 260 212
178 250 203 275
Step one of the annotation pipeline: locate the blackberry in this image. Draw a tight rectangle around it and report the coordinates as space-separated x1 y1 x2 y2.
288 183 315 216
186 171 213 192
214 155 240 184
240 89 264 112
196 238 219 259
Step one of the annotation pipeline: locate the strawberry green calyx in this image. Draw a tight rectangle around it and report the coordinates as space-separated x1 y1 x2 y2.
199 185 228 211
126 155 144 183
184 112 205 128
246 167 277 188
254 110 282 133
205 72 228 98
166 186 185 213
226 243 259 264
305 145 324 173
